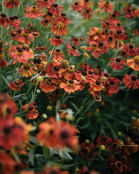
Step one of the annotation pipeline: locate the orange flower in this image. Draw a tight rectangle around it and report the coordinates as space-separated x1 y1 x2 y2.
25 5 43 18
9 45 33 64
40 78 58 93
50 35 63 46
0 13 9 26
37 0 53 8
135 8 139 18
19 63 33 77
60 79 81 93
51 20 68 36
16 30 34 44
80 0 92 8
66 43 80 56
22 102 39 119
110 58 126 70
49 48 65 62
39 166 69 174
127 55 139 71
90 79 104 92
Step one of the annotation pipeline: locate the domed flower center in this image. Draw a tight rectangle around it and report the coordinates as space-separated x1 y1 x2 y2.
110 80 115 85
82 147 89 153
43 0 48 2
91 44 97 50
67 80 74 86
4 126 12 134
22 44 29 51
47 12 53 16
46 78 52 85
8 0 15 2
95 80 101 85
57 22 64 29
85 0 89 2
112 14 116 18
15 80 19 85
106 22 110 25
0 53 4 60
71 45 76 50
129 44 133 49
60 129 69 139
55 49 62 54
115 161 122 168
88 70 93 75
54 66 60 71
44 19 49 23
61 13 66 16
104 1 109 7
81 70 87 76
23 31 29 37
134 56 139 64
33 32 39 37
112 143 118 149
127 9 131 13
86 9 90 13
9 16 15 21
74 2 78 5
24 63 30 70
116 57 121 62
121 156 127 162
31 6 38 13
14 16 18 19
74 37 78 41
99 42 104 47
116 30 122 35
108 36 113 41
61 60 69 68
34 58 41 64
53 3 58 8
131 75 137 81
16 47 24 56
104 73 108 77
96 29 102 35
1 13 6 18
28 106 33 111
55 35 61 39
6 107 12 114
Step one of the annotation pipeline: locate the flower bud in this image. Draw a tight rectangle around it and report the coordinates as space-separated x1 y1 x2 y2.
36 75 43 82
47 105 52 110
80 46 87 50
42 114 47 119
83 53 89 59
100 145 106 150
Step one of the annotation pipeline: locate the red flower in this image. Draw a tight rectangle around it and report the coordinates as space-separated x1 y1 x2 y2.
25 5 43 18
0 151 15 174
50 35 63 46
46 62 62 78
80 142 95 159
0 13 9 26
98 0 113 12
16 30 34 45
86 43 101 58
40 78 58 93
123 74 139 89
78 167 95 174
39 166 69 174
4 0 20 9
66 43 80 56
9 79 24 91
82 7 93 19
22 102 39 119
97 135 113 149
48 3 63 15
123 5 135 18
90 79 104 92
110 57 126 70
123 43 137 56
60 79 81 93
9 45 33 64
71 37 80 45
80 0 92 8
106 77 120 95
4 16 21 29
113 29 125 40
71 1 82 11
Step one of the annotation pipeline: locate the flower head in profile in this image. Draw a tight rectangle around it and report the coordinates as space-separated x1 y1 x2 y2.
50 35 63 46
40 78 58 93
123 5 135 18
110 57 126 70
0 52 9 68
39 165 69 174
4 0 20 9
25 5 43 18
127 55 139 71
22 102 39 119
0 13 9 26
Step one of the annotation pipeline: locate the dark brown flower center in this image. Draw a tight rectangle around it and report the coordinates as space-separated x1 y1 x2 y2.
129 44 133 49
14 16 18 19
69 80 74 84
88 70 93 75
54 66 60 71
96 80 100 85
24 63 30 70
56 48 61 52
28 106 33 111
81 70 87 76
4 126 12 134
127 9 131 13
112 14 116 18
55 35 60 39
9 16 15 21
16 47 23 52
99 42 103 47
116 57 121 62
110 80 115 85
60 130 69 139
74 2 78 5
74 37 78 41
131 76 137 81
71 45 76 50
61 12 66 16
34 57 41 64
116 30 122 34
53 3 58 8
47 12 53 16
1 13 6 18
